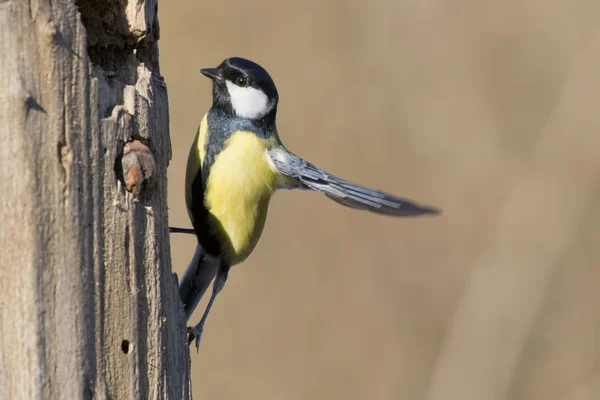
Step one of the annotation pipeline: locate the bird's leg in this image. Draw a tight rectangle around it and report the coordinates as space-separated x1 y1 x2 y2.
187 262 230 351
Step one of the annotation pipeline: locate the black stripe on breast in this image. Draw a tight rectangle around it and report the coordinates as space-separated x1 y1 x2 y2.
188 168 222 257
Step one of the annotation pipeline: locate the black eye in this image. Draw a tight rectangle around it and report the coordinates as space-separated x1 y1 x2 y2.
235 77 249 87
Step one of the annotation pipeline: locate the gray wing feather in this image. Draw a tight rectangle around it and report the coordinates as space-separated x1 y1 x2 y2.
269 148 441 217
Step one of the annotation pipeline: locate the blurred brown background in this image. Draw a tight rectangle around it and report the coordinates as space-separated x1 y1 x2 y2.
160 1 600 399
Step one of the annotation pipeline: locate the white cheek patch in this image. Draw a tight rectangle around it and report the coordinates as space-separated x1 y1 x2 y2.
225 80 273 119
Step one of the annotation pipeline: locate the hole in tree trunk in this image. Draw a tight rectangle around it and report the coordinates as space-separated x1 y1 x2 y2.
121 339 131 354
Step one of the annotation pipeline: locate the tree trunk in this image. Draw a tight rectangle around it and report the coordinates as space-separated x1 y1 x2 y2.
0 1 191 399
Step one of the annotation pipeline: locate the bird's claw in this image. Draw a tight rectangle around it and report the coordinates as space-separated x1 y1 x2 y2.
187 325 203 352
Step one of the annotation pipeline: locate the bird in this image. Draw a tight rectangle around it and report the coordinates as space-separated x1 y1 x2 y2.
176 57 441 350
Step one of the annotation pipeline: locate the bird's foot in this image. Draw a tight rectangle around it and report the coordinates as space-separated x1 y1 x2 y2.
187 325 203 352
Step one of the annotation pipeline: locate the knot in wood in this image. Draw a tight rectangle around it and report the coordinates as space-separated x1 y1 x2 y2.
121 140 156 198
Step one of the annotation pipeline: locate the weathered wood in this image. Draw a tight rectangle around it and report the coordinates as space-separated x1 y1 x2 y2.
0 1 191 399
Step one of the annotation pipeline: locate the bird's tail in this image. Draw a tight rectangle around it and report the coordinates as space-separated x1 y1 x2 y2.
179 244 219 322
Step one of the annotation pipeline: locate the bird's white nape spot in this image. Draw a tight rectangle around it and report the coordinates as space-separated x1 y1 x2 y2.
225 80 273 119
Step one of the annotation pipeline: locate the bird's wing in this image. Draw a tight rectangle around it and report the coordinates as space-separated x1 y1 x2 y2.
268 148 441 217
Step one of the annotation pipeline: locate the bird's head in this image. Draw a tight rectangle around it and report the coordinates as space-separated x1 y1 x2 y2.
200 57 279 120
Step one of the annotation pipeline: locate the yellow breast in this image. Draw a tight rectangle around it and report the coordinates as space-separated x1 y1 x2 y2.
205 130 278 265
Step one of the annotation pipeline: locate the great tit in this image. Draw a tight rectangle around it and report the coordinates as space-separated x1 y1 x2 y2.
175 57 440 350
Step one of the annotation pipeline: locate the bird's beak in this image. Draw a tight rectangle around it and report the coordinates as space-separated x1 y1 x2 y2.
200 67 223 82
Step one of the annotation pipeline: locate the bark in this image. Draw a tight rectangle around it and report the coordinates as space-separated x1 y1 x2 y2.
0 1 191 399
